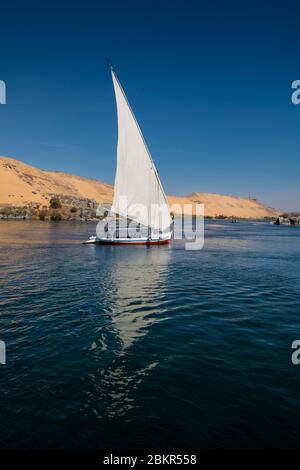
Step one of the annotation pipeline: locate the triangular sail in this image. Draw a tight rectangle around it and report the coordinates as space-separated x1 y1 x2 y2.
110 69 170 233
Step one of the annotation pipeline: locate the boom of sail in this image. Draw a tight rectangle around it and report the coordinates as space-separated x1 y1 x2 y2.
110 69 171 234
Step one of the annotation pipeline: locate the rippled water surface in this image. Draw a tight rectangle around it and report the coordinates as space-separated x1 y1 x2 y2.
0 220 300 448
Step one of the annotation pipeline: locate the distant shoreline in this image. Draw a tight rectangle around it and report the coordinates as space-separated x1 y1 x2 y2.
0 156 280 219
0 214 277 223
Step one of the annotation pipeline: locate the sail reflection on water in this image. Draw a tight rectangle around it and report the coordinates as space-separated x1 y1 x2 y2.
89 247 171 418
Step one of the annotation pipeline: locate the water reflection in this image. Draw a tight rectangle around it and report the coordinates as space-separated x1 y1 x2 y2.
89 246 171 418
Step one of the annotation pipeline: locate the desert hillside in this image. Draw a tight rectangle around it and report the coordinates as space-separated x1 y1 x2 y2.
168 192 279 218
0 156 113 206
0 156 278 218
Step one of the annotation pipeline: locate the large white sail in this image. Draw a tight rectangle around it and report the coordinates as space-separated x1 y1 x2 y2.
110 69 171 233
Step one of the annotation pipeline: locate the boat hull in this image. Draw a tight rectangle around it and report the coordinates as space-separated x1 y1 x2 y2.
95 238 170 245
83 234 172 245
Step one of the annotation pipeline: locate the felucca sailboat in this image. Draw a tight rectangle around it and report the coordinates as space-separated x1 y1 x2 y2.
84 61 172 245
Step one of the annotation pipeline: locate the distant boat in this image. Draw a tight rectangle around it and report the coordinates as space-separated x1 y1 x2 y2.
273 216 300 226
84 61 171 245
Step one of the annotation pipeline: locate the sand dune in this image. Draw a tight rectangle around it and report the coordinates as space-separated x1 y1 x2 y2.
0 156 113 206
0 156 278 218
168 192 278 218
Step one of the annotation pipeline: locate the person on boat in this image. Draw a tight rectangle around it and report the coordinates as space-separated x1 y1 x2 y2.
104 222 109 238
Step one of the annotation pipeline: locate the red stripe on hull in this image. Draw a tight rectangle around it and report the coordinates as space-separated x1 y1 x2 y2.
96 239 171 246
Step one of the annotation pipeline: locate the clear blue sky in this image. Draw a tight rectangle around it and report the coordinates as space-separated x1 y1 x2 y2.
0 0 299 211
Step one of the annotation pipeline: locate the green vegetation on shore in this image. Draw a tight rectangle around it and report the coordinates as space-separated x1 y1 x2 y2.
0 196 100 221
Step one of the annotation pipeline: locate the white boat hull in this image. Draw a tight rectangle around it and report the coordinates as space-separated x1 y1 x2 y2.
83 232 172 245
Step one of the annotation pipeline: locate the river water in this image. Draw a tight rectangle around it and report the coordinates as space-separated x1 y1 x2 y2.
0 220 299 448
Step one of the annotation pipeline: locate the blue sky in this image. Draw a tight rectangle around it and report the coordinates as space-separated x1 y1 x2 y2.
0 0 299 210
